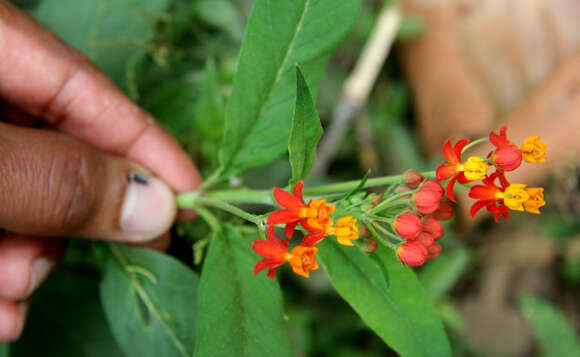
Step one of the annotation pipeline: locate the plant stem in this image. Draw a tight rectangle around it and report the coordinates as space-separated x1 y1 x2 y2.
302 172 434 195
461 137 489 154
179 195 261 225
190 171 435 205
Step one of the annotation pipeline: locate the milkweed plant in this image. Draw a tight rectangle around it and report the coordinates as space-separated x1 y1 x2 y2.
17 1 551 356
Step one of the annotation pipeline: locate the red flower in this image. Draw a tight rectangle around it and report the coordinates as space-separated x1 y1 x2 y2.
413 180 444 214
489 126 522 171
468 172 511 222
253 227 319 279
422 217 444 240
393 212 422 240
252 227 292 279
267 181 335 238
436 139 470 202
397 241 428 267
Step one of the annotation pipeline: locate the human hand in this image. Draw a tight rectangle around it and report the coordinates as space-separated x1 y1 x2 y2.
0 0 202 341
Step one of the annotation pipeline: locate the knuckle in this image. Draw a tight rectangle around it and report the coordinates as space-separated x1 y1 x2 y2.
42 144 99 234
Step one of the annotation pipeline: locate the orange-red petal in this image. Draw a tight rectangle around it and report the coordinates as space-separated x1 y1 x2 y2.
436 164 457 181
301 230 327 246
273 186 304 212
293 180 305 204
267 209 300 226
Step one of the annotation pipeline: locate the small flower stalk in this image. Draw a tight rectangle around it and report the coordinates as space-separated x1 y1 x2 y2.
248 125 548 276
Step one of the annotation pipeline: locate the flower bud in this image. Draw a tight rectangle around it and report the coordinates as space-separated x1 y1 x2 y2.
432 200 454 220
403 171 424 189
415 232 435 248
393 212 422 240
427 242 441 259
492 146 522 171
397 241 428 267
362 239 378 253
413 180 444 215
422 217 444 240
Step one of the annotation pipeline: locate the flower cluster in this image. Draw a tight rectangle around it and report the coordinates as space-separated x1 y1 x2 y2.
394 176 453 267
436 126 547 222
253 181 360 279
250 126 548 277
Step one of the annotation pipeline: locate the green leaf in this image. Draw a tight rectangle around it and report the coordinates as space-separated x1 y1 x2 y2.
317 240 451 357
31 0 172 95
194 0 245 42
195 225 294 357
100 244 199 357
218 0 360 179
11 266 124 357
141 75 199 145
519 294 580 357
288 66 323 186
419 247 471 301
340 169 371 201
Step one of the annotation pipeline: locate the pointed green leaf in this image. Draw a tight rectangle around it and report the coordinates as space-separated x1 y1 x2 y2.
100 244 199 357
317 240 452 357
218 0 360 179
288 67 323 186
195 225 294 357
519 294 580 357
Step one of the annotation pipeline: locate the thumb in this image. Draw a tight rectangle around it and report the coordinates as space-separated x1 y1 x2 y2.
0 122 176 242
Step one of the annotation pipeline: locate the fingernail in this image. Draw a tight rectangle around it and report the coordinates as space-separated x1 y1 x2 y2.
25 257 55 298
120 172 176 241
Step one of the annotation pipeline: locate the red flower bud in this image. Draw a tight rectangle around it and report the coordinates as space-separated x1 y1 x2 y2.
393 212 422 240
422 217 444 240
432 200 454 220
413 180 444 215
415 232 435 248
492 146 522 172
403 171 424 189
427 242 441 259
397 241 428 267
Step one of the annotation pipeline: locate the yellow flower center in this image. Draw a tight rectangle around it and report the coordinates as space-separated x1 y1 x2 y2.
497 184 529 211
288 246 319 278
327 216 359 246
521 136 547 163
462 156 488 181
301 199 335 231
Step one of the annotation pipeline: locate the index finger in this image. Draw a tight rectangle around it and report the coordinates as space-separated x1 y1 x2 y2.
0 1 201 191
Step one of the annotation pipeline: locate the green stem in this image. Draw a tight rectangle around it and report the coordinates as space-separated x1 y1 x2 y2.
186 171 435 205
195 196 261 225
369 190 417 215
364 222 398 250
302 172 435 196
461 137 489 154
193 205 222 233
